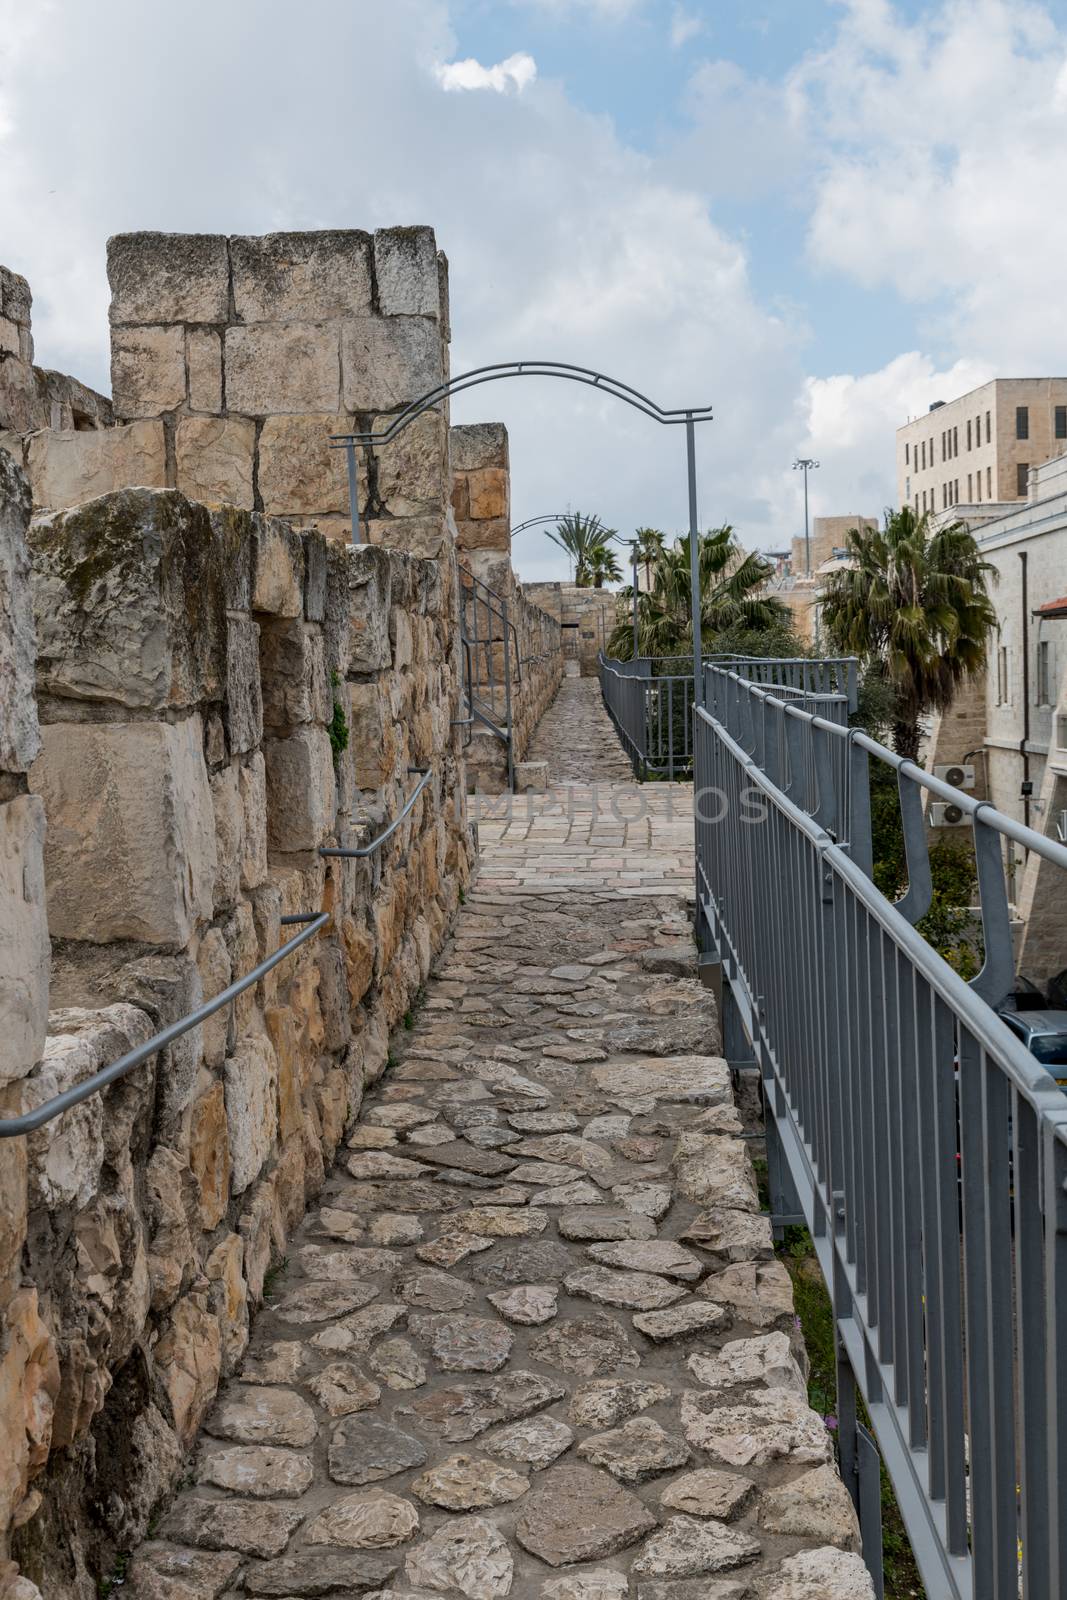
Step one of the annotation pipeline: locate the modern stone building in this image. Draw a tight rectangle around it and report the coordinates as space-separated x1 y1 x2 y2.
896 377 1067 517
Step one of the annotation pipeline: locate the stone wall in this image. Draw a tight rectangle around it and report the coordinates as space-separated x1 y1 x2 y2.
1 484 473 1598
523 582 620 675
8 231 451 560
450 424 562 789
0 265 113 448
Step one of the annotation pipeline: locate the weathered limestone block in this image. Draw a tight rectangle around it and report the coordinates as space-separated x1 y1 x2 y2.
0 797 49 1087
347 546 393 672
108 232 231 326
372 411 446 517
189 1082 231 1239
348 682 396 790
207 1232 249 1371
451 423 507 474
154 1289 223 1445
196 927 232 1071
225 1035 279 1193
253 519 305 618
258 413 361 518
24 1005 153 1209
231 231 373 322
0 1288 60 1538
260 619 331 730
25 422 167 515
264 727 337 853
365 516 450 560
145 1144 196 1312
225 324 340 415
29 716 217 946
240 753 269 888
31 489 227 711
341 316 442 411
111 326 186 417
467 468 509 521
455 517 509 553
175 416 256 508
0 453 38 771
210 764 244 913
374 227 440 317
223 901 259 1037
227 616 264 756
0 317 19 356
188 326 223 412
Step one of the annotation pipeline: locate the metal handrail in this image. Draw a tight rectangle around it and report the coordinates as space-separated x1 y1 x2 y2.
0 912 332 1139
319 768 432 860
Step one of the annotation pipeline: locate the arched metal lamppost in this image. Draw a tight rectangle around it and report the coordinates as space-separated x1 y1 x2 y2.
331 362 714 705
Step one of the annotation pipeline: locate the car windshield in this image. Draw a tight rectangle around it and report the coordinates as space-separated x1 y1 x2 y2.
1031 1033 1067 1067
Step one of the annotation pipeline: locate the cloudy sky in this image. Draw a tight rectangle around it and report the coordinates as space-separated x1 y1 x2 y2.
3 0 1066 579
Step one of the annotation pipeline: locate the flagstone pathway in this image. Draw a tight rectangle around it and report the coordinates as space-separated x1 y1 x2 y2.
127 678 873 1600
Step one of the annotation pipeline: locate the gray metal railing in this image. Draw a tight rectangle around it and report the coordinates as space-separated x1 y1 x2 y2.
0 912 332 1139
694 666 1067 1600
598 652 696 780
320 768 432 860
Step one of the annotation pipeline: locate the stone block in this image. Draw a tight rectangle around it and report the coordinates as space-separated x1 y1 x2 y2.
373 227 440 317
263 726 337 853
0 265 32 326
0 797 49 1087
253 518 305 617
111 325 187 417
29 717 217 946
190 1080 231 1230
468 467 509 521
154 1290 223 1446
188 327 223 412
258 414 358 517
0 317 18 356
0 1288 60 1538
31 489 227 712
197 926 232 1071
226 616 263 756
341 315 443 411
348 682 395 790
260 619 331 730
305 529 328 623
346 546 393 672
210 506 255 612
107 233 231 326
372 410 446 517
455 516 509 553
365 516 450 560
175 416 256 509
25 1004 153 1209
0 452 38 773
451 423 508 473
25 421 167 515
239 753 269 889
210 764 244 913
0 359 44 437
231 230 373 321
225 324 340 415
224 1035 278 1193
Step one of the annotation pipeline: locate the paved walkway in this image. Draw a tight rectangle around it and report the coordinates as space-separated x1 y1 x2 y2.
128 676 869 1600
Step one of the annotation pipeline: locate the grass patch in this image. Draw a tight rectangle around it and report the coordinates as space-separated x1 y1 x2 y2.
779 1227 926 1600
261 1255 289 1301
99 1552 129 1598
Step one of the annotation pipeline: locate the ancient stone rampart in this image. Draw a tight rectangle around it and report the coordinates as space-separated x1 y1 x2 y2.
0 266 113 445
451 423 562 788
523 582 619 676
0 477 473 1597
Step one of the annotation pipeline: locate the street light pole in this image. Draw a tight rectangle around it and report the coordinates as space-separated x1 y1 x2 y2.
793 457 819 576
631 546 640 662
687 416 703 707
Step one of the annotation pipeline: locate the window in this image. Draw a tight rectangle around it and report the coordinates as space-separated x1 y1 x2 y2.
953 426 959 456
941 432 946 462
967 420 972 451
976 415 981 447
942 484 948 509
997 646 1010 705
1057 405 1067 440
905 476 911 499
1017 462 1030 497
905 442 910 465
967 473 972 500
986 410 992 444
987 465 992 497
1037 640 1052 706
955 478 959 503
1016 405 1029 440
921 440 926 470
976 472 982 502
915 494 919 513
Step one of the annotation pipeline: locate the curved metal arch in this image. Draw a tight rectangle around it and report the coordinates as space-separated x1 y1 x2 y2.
329 361 713 448
510 513 571 539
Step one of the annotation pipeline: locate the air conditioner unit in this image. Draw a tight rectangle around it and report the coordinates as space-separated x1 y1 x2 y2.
934 763 976 790
930 802 970 828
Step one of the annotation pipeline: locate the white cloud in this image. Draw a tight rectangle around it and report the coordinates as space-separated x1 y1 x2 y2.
792 0 1067 369
435 52 537 93
669 6 703 48
516 0 642 16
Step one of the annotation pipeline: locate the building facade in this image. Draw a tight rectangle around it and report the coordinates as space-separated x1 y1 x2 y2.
896 378 1067 518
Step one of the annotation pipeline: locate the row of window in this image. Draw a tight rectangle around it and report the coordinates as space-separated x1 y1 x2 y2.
996 640 1056 707
905 404 1067 468
911 463 1031 512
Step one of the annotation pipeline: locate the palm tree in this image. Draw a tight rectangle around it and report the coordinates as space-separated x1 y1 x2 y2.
631 527 666 592
820 506 997 762
546 512 619 586
586 542 623 589
608 526 789 660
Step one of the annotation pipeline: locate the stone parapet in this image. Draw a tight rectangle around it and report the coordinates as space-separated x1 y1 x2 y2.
1 486 473 1594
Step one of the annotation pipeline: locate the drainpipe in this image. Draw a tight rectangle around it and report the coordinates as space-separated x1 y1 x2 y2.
1020 552 1031 830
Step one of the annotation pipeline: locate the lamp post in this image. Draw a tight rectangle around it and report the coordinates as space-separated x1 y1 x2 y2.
792 457 819 576
631 545 640 661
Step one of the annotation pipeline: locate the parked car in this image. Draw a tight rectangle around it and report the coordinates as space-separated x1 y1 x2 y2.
996 1007 1067 1073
